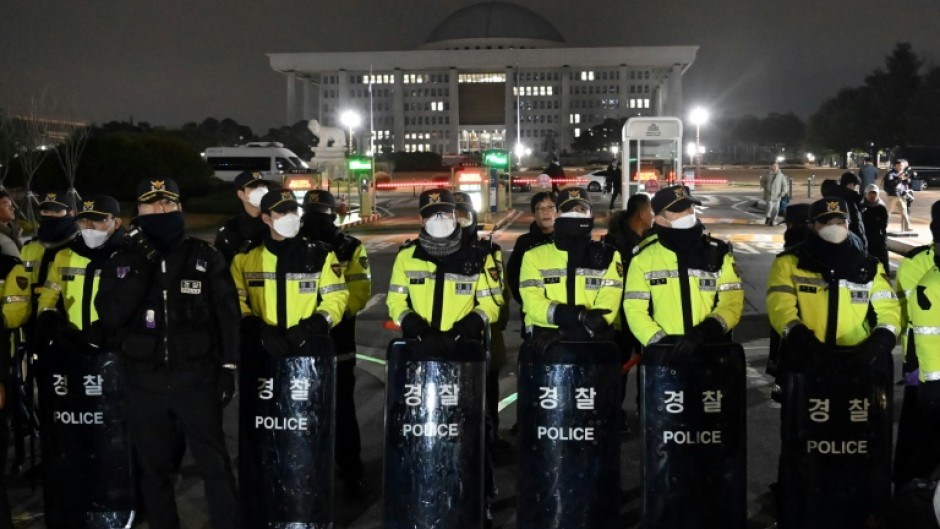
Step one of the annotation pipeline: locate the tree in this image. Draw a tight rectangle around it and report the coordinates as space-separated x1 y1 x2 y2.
570 118 625 153
864 42 923 148
807 87 872 168
907 66 940 144
260 121 316 160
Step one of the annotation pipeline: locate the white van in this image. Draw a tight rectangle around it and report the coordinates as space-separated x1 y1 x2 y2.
203 142 309 182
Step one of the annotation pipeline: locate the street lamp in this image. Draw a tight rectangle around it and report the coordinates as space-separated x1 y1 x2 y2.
689 107 709 181
340 110 361 155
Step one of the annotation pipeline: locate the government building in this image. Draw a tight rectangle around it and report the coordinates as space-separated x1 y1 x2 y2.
267 2 697 158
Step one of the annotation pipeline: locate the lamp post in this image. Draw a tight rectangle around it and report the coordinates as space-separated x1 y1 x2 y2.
689 107 709 182
340 110 361 155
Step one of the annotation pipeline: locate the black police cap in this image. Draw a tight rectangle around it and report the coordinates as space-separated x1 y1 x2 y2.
784 203 811 224
136 178 181 203
809 196 849 223
555 187 591 212
38 191 72 212
840 172 861 186
259 188 299 214
303 189 337 215
651 185 701 215
233 170 271 190
418 188 456 217
453 191 475 213
76 194 121 220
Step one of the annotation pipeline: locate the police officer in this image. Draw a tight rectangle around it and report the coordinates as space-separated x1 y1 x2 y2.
0 252 33 529
623 185 744 354
766 197 900 366
36 194 125 348
894 200 940 489
298 188 369 498
21 191 79 310
386 188 503 525
95 179 240 529
518 187 623 351
214 170 272 264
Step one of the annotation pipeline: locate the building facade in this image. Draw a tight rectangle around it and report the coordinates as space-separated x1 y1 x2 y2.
268 2 697 157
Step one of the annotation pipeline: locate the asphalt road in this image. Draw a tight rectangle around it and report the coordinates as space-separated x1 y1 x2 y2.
7 183 938 528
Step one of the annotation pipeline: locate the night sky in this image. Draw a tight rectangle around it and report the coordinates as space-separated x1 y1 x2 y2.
3 0 939 133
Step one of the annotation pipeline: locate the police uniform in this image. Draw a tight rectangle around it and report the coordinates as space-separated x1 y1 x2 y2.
519 188 622 344
766 198 900 355
893 200 940 488
624 186 744 350
299 189 369 494
386 189 502 342
21 192 78 313
907 260 940 476
95 179 240 529
214 171 272 264
0 255 31 529
37 195 126 345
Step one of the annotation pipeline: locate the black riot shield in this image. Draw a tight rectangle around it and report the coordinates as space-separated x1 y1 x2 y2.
384 339 486 529
516 340 621 529
777 347 893 529
640 342 747 529
36 345 135 529
239 334 337 529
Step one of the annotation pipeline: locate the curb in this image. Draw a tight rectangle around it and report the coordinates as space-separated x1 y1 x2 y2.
339 213 381 229
483 209 521 232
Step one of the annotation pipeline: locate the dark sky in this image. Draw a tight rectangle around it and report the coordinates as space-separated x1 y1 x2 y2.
3 0 939 133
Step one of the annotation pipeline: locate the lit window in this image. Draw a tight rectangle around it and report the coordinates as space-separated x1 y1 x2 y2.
574 128 581 138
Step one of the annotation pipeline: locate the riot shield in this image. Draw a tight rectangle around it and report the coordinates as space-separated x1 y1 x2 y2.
777 347 893 529
383 339 486 529
239 334 337 529
516 340 621 529
36 344 135 529
641 342 747 529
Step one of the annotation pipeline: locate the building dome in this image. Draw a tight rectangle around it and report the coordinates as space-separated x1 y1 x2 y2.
421 2 565 50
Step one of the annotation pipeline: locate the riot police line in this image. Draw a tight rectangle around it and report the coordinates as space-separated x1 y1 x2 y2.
0 181 928 529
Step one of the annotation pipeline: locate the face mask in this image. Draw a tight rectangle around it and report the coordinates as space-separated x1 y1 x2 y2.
669 212 697 229
818 224 849 244
38 216 77 244
559 210 591 219
272 213 301 238
457 217 474 228
81 226 111 249
247 186 268 208
135 211 185 249
425 217 456 238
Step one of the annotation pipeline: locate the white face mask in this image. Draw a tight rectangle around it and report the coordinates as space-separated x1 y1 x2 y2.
272 213 301 238
818 224 848 244
559 211 591 219
247 186 268 208
425 217 456 238
81 227 111 249
457 217 473 228
669 212 697 229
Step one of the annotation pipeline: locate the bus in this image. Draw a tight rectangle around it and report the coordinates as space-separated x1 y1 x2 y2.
203 142 309 182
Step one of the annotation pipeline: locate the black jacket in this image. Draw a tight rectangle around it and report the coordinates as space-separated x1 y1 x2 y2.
861 201 889 268
506 222 554 304
214 209 267 264
834 186 867 250
96 236 241 391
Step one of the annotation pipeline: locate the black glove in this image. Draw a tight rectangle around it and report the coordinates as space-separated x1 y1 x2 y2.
784 324 823 370
453 312 485 340
301 314 331 336
531 329 564 355
83 321 106 350
581 309 611 336
553 304 586 327
219 369 236 407
286 324 315 350
36 310 63 349
400 312 432 339
260 326 292 357
674 318 724 355
417 330 458 356
863 328 897 367
240 315 267 341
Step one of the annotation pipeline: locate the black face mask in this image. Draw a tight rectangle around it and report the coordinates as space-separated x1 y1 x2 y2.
553 217 594 251
301 212 340 243
38 215 77 245
135 211 185 250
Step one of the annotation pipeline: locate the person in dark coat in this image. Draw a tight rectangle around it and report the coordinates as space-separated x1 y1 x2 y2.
861 183 889 272
505 192 557 335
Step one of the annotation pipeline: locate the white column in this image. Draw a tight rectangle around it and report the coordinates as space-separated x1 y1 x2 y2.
393 69 405 152
504 66 515 153
286 72 297 125
449 67 460 153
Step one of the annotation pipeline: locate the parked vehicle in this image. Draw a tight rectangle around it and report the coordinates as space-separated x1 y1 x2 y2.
203 142 309 182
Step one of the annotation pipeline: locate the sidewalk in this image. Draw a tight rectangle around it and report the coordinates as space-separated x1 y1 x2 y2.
348 209 520 234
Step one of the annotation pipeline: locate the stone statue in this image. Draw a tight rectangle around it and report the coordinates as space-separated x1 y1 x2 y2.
308 119 346 149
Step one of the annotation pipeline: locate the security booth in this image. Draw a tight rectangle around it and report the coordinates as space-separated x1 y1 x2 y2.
777 347 893 529
384 339 487 529
622 117 683 199
347 154 375 217
282 168 319 200
453 165 485 214
640 342 747 529
516 341 622 529
239 335 338 528
483 148 511 214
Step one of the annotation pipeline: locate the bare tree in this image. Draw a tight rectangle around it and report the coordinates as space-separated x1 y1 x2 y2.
0 109 15 190
51 119 88 210
14 96 53 227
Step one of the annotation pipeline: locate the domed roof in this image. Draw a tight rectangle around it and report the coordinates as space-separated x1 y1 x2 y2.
424 2 565 49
